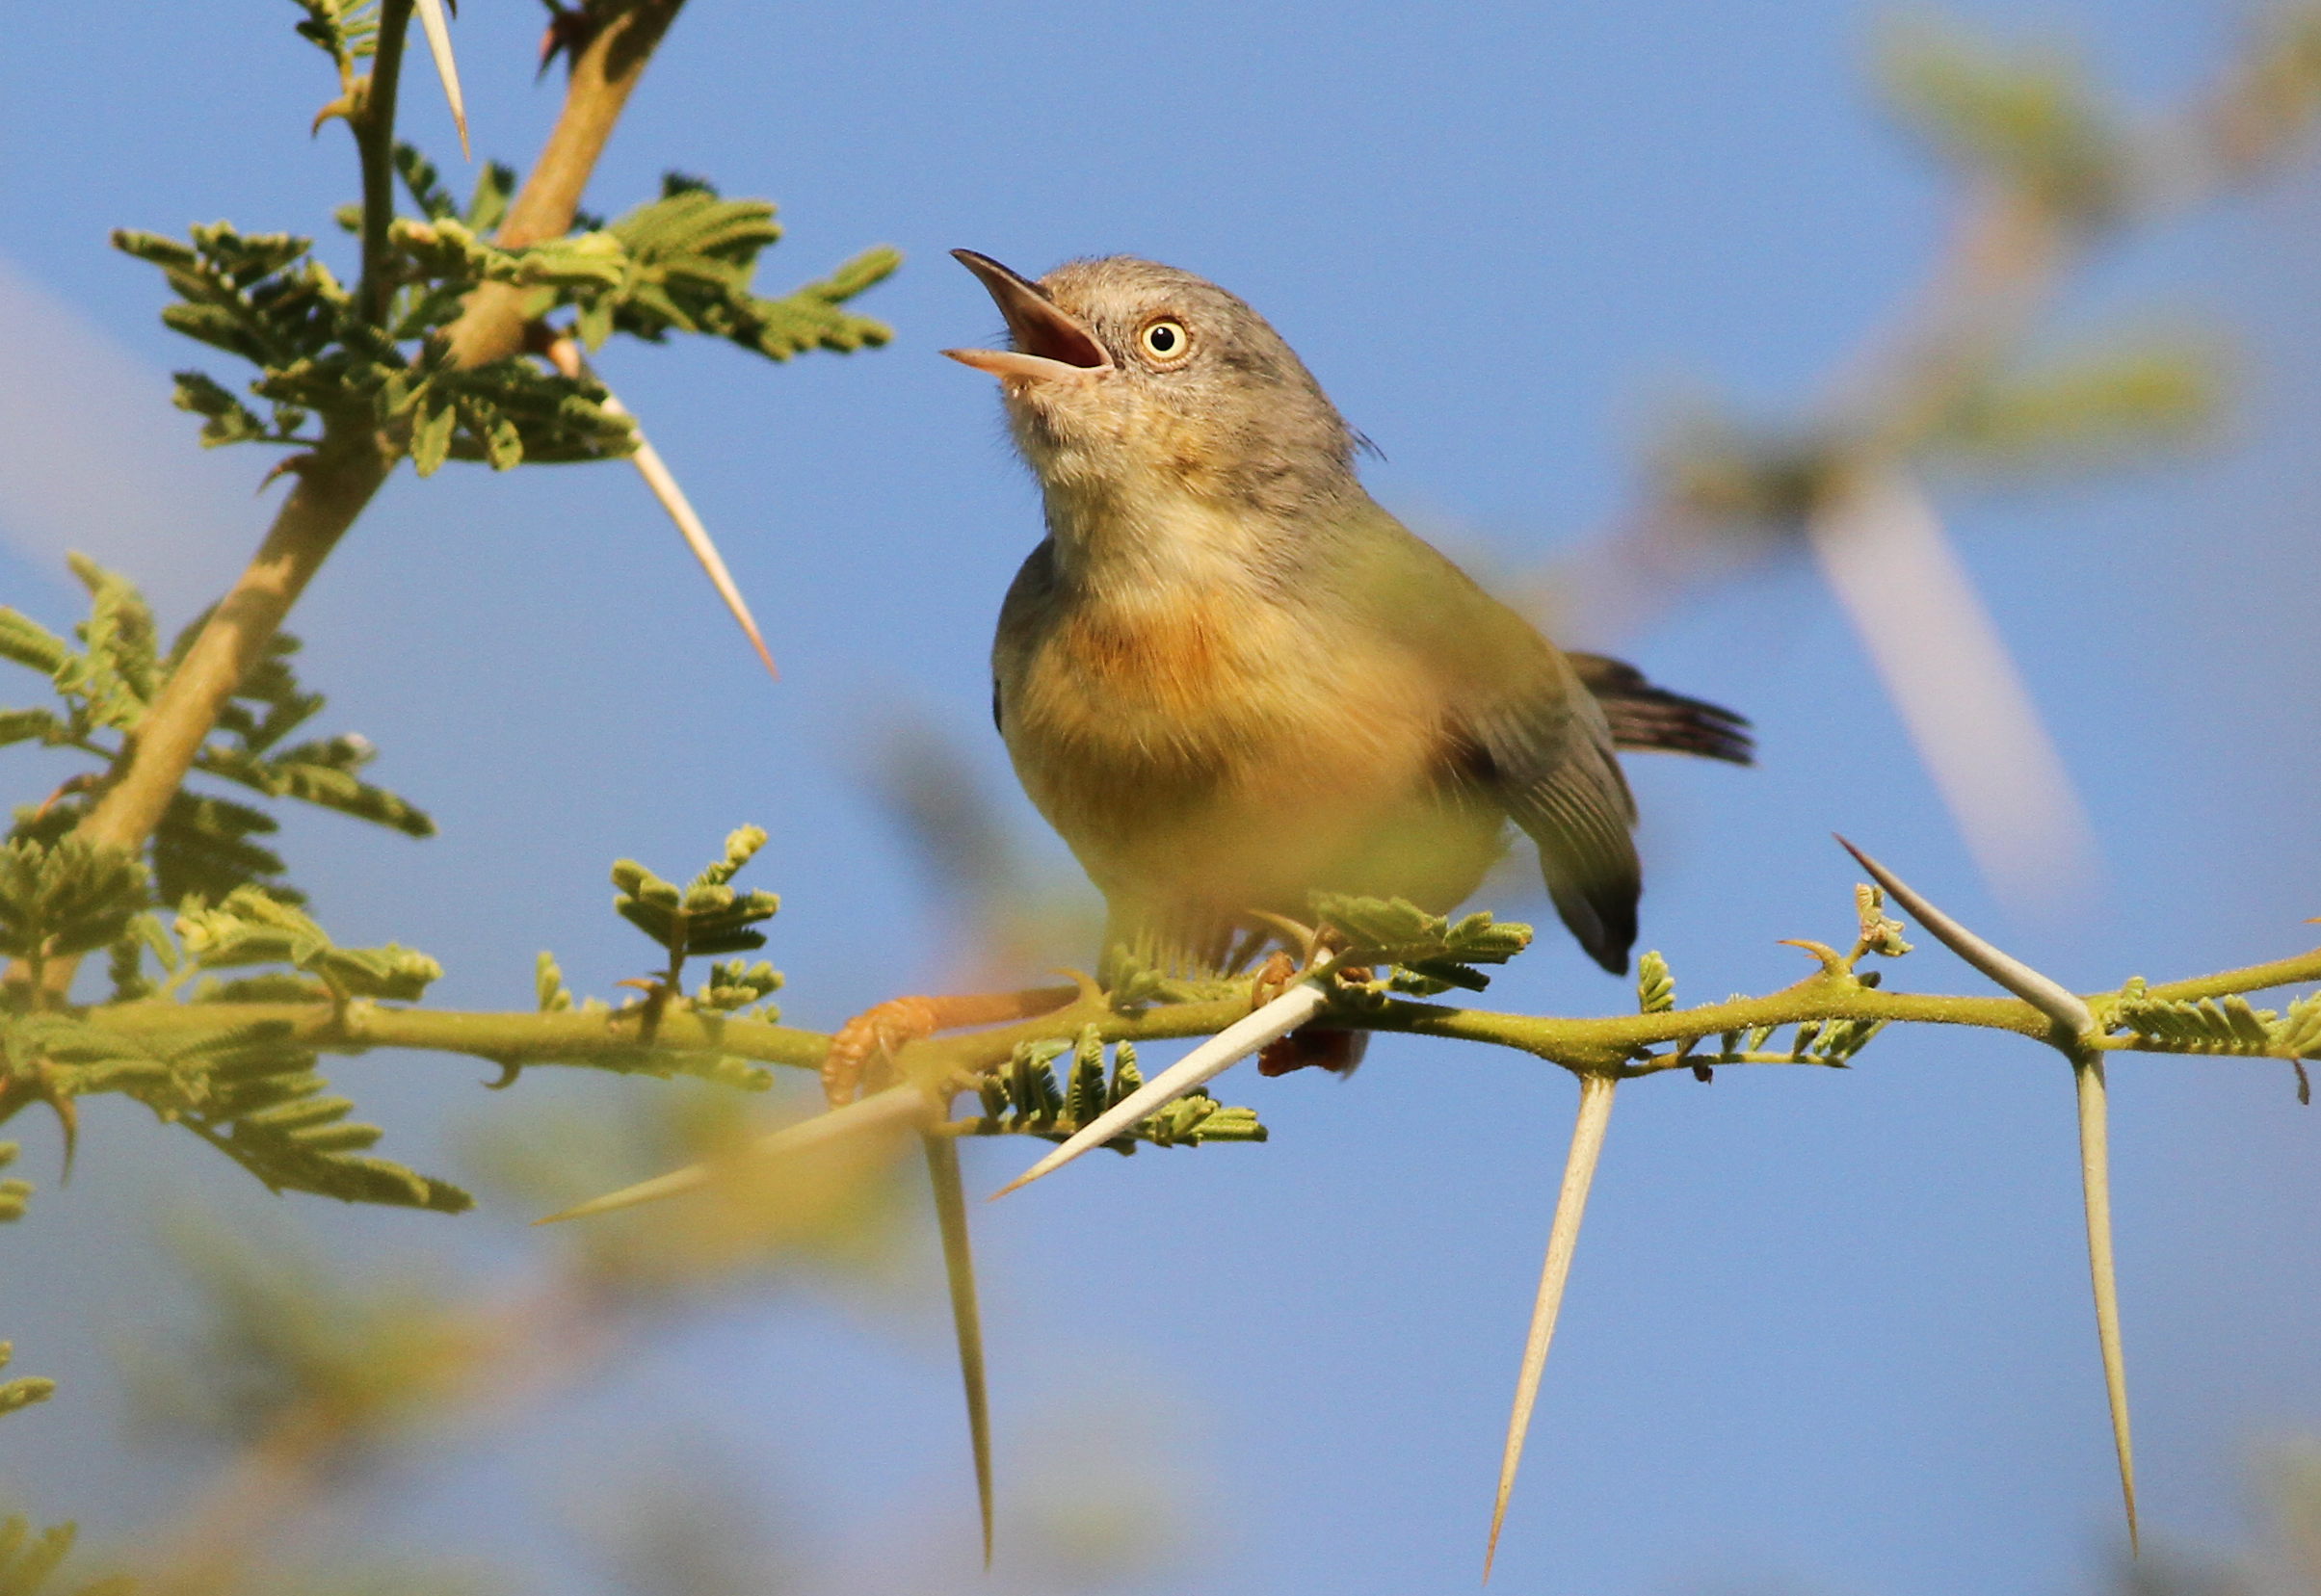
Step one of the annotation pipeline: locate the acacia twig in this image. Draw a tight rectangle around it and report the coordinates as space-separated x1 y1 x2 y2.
15 0 695 1005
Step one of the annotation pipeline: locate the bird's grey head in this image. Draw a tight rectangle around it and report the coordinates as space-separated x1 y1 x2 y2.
945 250 1362 528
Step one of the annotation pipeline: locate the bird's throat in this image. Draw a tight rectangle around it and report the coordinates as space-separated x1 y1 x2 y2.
1040 473 1291 601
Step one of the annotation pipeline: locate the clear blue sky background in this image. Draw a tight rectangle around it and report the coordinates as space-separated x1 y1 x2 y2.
5 2 2320 1592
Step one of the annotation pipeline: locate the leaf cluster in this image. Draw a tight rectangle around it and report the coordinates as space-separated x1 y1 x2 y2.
2 1007 466 1213
0 1515 126 1596
2109 983 2320 1100
114 218 634 470
612 825 778 958
117 137 896 480
968 1026 1268 1150
1879 15 2130 222
3 562 432 978
0 1344 55 1423
1313 893 1534 995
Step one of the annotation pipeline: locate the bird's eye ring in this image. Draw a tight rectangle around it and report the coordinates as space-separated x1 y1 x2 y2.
1138 318 1192 363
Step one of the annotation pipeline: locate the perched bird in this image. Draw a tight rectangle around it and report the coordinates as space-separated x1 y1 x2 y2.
819 251 1747 1101
947 250 1748 988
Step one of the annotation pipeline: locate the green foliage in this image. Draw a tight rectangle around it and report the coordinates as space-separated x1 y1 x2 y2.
535 950 573 1013
112 218 633 469
0 1143 28 1223
393 144 515 234
0 1010 468 1213
1939 332 2226 468
970 1028 1267 1150
1880 14 2129 219
1314 893 1534 996
2 562 433 955
117 45 896 483
611 826 781 965
0 1514 125 1595
694 958 781 1017
175 887 440 1003
0 838 149 969
2108 983 2321 1102
563 174 900 361
292 0 380 83
1636 951 1675 1013
2113 991 2276 1052
1854 883 1913 958
0 1346 57 1424
1706 1007 1888 1069
135 1218 479 1450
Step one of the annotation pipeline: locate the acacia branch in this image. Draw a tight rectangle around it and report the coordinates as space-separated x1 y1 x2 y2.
74 939 2321 1093
442 0 689 369
20 2 692 1003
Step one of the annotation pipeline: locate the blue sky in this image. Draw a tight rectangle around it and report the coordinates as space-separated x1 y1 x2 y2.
5 2 2320 1592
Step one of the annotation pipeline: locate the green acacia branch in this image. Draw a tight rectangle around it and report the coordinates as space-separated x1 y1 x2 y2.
68 937 2321 1097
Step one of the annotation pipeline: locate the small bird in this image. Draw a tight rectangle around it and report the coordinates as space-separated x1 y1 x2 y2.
819 251 1748 1100
944 249 1749 999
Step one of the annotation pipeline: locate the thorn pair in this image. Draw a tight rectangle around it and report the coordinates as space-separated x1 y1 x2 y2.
1484 838 2135 1580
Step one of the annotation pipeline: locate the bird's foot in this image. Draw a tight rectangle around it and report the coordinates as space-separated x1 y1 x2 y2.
1248 949 1373 1078
821 986 1078 1107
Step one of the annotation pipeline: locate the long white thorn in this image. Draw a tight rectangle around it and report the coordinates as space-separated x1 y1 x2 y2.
535 1084 934 1224
1835 836 2094 1036
989 979 1330 1200
546 337 778 680
1485 1072 1617 1583
923 1133 996 1568
2074 1057 2140 1554
411 0 470 159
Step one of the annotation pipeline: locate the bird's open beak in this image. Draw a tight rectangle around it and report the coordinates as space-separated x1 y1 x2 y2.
943 249 1112 381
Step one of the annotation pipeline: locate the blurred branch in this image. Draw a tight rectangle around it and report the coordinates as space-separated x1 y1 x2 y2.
1548 8 2321 905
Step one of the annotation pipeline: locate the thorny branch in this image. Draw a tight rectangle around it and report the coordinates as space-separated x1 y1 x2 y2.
71 934 2321 1095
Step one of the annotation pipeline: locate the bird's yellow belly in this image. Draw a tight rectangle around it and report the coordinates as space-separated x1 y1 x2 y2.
1003 592 1505 951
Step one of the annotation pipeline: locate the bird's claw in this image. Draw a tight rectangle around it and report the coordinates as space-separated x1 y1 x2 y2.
1249 948 1371 1077
823 995 945 1107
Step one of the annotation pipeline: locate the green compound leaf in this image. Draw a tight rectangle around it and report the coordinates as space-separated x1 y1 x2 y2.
175 887 440 1002
1315 893 1534 995
611 828 780 963
2114 993 2278 1053
0 838 150 963
966 1032 1266 1151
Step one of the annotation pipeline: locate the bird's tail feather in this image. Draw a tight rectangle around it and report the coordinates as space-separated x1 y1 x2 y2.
1568 652 1754 766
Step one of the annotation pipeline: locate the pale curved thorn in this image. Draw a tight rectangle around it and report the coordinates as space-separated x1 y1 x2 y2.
1485 1073 1617 1583
2075 1058 2140 1553
547 337 778 680
989 979 1330 1200
535 1084 933 1224
627 426 778 680
1835 837 2095 1036
412 0 470 159
923 1134 995 1566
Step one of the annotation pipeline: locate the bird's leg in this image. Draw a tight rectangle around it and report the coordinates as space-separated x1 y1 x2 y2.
822 985 1080 1107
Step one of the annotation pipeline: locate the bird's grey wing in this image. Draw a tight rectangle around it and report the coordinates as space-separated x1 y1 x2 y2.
1467 677 1641 976
1326 505 1642 974
990 537 1062 740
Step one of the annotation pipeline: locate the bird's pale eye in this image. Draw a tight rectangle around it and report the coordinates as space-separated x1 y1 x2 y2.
1138 318 1192 364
